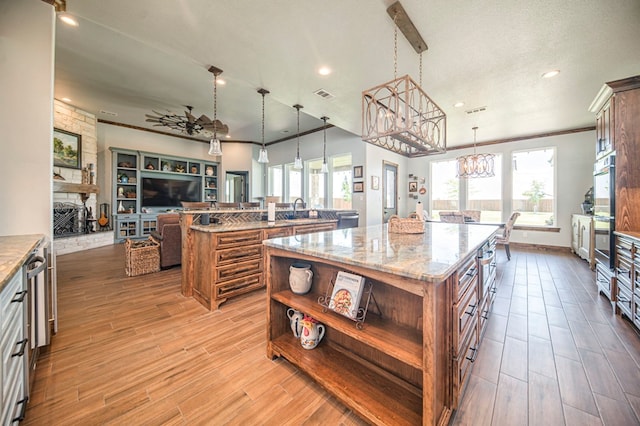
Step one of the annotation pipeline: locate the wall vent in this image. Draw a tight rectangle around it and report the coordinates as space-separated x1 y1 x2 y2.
465 106 487 115
313 89 334 100
100 109 118 116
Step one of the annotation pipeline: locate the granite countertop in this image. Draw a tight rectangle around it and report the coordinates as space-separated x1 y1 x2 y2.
191 218 338 233
263 222 499 282
0 234 45 291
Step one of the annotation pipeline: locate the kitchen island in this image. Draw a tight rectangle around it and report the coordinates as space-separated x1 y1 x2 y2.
264 222 499 426
179 210 338 310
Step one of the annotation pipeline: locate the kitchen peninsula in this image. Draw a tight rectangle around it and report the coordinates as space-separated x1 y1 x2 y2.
264 222 499 425
179 208 341 310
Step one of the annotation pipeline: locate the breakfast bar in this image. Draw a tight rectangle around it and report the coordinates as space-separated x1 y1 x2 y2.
264 222 499 425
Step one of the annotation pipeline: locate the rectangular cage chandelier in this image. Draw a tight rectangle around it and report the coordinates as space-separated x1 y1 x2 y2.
362 1 446 157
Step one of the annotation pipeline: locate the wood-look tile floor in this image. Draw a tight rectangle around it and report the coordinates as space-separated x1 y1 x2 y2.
23 244 640 425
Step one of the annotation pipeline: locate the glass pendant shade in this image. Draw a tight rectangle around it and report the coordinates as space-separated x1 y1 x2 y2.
293 155 303 169
208 137 222 156
258 147 269 163
320 161 329 174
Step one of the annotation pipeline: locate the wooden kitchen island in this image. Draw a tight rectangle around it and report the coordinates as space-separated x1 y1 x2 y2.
180 211 337 310
264 222 498 425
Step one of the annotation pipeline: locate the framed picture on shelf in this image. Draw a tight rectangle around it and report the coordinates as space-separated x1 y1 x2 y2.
409 181 418 192
353 181 364 193
371 175 380 190
53 128 82 169
353 165 363 179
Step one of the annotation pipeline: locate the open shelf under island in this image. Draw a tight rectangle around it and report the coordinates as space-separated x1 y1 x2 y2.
264 222 498 426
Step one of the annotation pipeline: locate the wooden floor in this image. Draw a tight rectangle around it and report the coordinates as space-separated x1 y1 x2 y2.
23 244 640 425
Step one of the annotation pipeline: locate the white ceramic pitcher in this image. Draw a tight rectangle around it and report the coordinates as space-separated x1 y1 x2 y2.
299 315 325 350
289 262 313 294
286 308 304 338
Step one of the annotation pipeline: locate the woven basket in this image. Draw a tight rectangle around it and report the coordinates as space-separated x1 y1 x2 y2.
125 237 160 276
388 214 425 234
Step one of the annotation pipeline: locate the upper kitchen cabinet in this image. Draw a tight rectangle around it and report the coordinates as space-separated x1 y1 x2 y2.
590 75 640 233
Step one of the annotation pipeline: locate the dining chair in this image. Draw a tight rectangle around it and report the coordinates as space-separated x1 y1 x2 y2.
439 212 465 223
496 211 520 260
215 202 239 210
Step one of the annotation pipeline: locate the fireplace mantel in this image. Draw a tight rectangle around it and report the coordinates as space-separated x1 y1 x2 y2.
53 181 99 202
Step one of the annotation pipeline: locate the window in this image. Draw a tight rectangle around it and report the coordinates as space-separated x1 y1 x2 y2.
430 159 459 219
286 164 303 203
268 165 283 200
512 148 555 226
331 154 352 209
306 158 326 208
467 154 502 222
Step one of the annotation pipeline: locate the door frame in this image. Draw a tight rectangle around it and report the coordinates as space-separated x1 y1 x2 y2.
382 160 398 224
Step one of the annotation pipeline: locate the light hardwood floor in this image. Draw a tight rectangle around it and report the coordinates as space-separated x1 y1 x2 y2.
24 244 640 425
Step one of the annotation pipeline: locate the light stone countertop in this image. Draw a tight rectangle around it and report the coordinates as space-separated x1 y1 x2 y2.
0 234 45 291
263 222 499 282
191 218 338 233
614 230 640 241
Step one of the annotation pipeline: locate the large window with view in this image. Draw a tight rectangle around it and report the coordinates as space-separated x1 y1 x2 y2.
512 148 555 226
430 159 459 219
268 165 283 201
331 154 352 209
306 158 326 208
286 164 303 203
467 154 502 222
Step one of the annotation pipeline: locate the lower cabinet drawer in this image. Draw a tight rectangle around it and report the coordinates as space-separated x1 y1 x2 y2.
215 273 264 299
215 244 263 265
453 325 478 406
616 281 633 318
214 258 263 282
214 230 263 249
454 284 478 351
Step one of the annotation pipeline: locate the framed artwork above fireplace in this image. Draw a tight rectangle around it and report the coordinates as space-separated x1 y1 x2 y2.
53 128 82 169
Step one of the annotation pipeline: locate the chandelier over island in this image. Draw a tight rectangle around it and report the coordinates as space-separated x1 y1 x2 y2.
362 1 446 157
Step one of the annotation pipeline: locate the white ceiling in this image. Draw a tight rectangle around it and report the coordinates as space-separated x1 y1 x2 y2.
54 0 640 149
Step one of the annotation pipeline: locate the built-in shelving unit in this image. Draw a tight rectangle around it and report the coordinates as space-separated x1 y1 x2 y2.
110 148 219 242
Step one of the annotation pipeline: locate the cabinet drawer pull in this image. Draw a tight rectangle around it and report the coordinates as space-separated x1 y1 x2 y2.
11 290 27 303
466 346 478 363
617 295 631 304
13 397 28 422
12 338 28 358
465 267 477 277
617 268 630 277
481 309 490 320
465 303 477 317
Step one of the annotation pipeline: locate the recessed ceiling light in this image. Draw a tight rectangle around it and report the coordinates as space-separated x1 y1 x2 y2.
225 134 231 138
453 101 465 108
59 14 79 27
61 97 72 103
542 70 560 79
318 67 332 76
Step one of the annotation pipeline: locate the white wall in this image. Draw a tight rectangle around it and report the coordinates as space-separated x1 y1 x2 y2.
408 131 596 248
364 143 409 225
0 1 54 238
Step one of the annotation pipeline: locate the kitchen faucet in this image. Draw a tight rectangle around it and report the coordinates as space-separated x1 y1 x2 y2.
293 198 305 218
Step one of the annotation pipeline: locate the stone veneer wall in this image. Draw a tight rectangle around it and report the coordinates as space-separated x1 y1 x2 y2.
53 99 113 253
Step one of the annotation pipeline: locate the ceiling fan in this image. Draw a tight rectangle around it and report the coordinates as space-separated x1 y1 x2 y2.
145 105 229 137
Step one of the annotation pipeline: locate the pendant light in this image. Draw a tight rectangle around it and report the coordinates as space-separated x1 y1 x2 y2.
320 116 329 173
456 127 495 178
293 104 303 169
257 88 270 163
208 66 223 156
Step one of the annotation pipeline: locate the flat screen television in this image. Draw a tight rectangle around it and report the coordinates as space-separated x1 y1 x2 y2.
142 177 201 207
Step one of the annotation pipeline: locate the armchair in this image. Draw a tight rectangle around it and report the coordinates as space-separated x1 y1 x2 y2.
150 213 182 269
